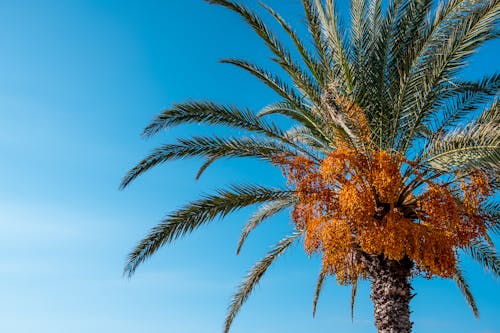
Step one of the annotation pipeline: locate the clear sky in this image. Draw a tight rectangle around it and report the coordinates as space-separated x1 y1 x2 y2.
0 1 498 332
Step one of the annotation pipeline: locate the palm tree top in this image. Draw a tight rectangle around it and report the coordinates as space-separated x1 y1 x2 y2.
121 0 499 332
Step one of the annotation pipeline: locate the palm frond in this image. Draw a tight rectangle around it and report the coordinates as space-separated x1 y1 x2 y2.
386 0 433 147
394 0 473 98
220 58 311 110
206 0 290 60
453 264 479 318
301 0 331 71
349 0 368 69
258 100 334 147
120 136 298 189
195 157 218 180
314 0 353 93
482 201 500 235
142 101 285 139
260 2 326 86
424 120 500 172
124 185 294 277
206 0 322 105
312 269 326 318
284 125 331 154
224 232 301 333
428 74 500 135
391 0 432 75
139 100 322 165
357 0 402 149
476 99 500 124
397 0 499 153
463 240 499 278
237 198 295 254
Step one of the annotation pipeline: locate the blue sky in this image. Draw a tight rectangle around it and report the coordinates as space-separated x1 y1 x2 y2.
0 1 498 332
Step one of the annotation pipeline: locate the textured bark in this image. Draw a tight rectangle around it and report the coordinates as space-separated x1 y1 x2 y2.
362 254 414 333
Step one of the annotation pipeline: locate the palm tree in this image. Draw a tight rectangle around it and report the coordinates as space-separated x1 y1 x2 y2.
120 0 499 332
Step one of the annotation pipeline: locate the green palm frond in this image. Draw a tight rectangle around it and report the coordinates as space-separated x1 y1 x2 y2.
349 0 368 69
236 198 295 255
139 100 320 165
364 0 385 84
453 264 479 318
120 136 299 189
221 57 321 107
206 0 289 60
482 201 500 234
391 0 432 74
400 0 479 89
259 2 326 87
476 99 500 124
312 269 326 318
463 240 500 278
424 120 500 172
427 74 500 135
220 58 312 110
124 185 293 277
387 0 433 146
358 0 398 148
284 125 331 154
432 0 473 29
301 0 331 71
258 100 334 146
207 0 322 105
142 101 285 139
195 157 218 180
396 0 499 152
314 0 353 93
224 232 301 333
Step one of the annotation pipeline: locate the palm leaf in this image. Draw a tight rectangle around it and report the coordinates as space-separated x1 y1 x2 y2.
120 136 299 189
258 100 334 147
463 240 500 278
206 0 322 105
424 121 500 172
195 157 218 180
124 185 294 277
476 99 500 124
314 0 353 92
301 0 331 71
284 125 331 154
397 0 499 153
259 2 326 86
220 58 311 110
312 269 326 318
237 198 295 254
453 264 479 318
428 74 500 135
386 0 433 147
482 201 500 235
224 232 301 333
142 101 285 139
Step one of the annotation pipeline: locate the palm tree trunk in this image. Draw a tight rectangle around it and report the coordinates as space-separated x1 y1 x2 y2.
362 254 414 333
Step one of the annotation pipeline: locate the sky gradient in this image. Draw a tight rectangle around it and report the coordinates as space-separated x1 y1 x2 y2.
0 1 498 332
